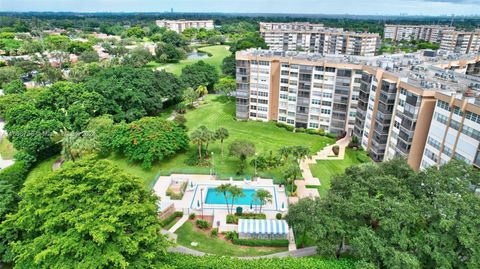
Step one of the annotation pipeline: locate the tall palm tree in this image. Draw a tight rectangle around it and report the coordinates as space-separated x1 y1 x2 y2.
283 162 301 193
279 146 291 163
254 189 272 214
215 128 229 158
228 185 245 213
216 183 232 214
190 128 205 160
195 85 208 100
53 130 100 162
199 126 215 158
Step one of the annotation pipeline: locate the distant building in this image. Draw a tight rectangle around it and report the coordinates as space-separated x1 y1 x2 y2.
384 24 454 43
155 19 214 33
235 49 480 170
439 30 480 55
260 22 381 56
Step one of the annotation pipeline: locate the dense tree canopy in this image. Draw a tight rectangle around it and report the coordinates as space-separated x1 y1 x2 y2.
0 158 170 267
110 117 190 168
180 60 219 92
290 159 480 269
84 66 184 122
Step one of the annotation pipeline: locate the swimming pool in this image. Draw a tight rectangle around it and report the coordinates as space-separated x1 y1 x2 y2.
204 188 262 205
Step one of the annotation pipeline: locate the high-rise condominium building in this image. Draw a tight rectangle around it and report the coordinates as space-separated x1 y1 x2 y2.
235 49 480 170
260 22 381 56
155 19 214 33
384 24 480 54
384 24 455 43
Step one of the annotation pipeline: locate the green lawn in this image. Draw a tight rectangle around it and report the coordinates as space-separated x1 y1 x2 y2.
309 149 369 197
175 221 287 257
120 95 334 184
0 137 17 160
25 155 58 184
146 45 231 76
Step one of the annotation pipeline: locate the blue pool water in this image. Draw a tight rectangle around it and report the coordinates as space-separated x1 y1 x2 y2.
204 188 262 205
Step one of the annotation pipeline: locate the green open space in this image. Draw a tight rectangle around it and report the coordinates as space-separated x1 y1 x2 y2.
0 138 17 160
308 149 370 197
146 45 231 76
175 221 287 257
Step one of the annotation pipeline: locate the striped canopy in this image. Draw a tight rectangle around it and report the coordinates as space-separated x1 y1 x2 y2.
238 219 289 235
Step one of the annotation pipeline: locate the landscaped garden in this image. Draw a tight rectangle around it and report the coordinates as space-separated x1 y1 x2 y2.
308 149 370 197
146 45 231 75
175 220 288 257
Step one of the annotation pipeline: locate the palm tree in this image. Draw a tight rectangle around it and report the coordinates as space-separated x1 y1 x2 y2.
190 128 205 160
279 146 291 163
183 87 198 107
228 185 245 213
195 85 208 100
254 189 272 214
53 130 99 162
215 128 229 158
216 184 232 214
283 162 301 194
199 126 215 158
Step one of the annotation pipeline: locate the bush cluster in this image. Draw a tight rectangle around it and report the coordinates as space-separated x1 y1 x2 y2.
195 219 210 229
160 212 183 227
232 238 289 247
226 213 267 224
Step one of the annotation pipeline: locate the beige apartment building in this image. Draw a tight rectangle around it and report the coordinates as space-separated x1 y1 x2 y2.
235 49 480 171
439 30 480 54
260 22 381 56
155 19 214 33
384 24 454 43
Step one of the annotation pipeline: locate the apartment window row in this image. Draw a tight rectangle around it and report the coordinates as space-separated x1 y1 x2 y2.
436 100 451 112
454 153 470 164
250 98 268 104
251 60 270 66
427 136 441 150
461 125 480 140
466 111 480 124
443 146 453 157
435 112 449 125
450 119 461 131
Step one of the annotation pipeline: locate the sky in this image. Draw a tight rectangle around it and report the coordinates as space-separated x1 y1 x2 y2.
1 0 480 16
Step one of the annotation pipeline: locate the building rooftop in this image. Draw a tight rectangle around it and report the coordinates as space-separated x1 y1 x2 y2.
237 49 480 98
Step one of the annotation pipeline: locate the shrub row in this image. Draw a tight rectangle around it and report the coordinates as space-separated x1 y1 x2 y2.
160 253 360 269
160 211 183 227
232 238 289 247
227 213 266 224
275 122 294 132
196 219 210 229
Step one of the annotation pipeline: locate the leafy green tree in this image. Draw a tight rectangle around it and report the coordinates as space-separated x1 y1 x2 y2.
214 77 236 96
229 139 255 174
155 42 186 63
299 159 480 268
183 87 198 107
0 158 171 267
111 117 189 168
125 26 146 38
0 66 22 87
215 127 229 158
254 189 272 214
180 60 219 91
286 198 317 247
222 54 236 76
161 30 187 47
122 47 152 67
67 40 93 54
216 183 233 214
78 50 99 63
53 130 100 162
3 79 26 95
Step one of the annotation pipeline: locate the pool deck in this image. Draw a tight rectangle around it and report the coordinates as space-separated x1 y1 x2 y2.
153 174 289 226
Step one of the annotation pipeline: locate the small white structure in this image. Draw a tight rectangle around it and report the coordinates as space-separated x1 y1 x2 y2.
238 219 289 240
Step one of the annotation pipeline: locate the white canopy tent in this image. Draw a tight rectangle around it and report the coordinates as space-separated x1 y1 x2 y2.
238 219 289 240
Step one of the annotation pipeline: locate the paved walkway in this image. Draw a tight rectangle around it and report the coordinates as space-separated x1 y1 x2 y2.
168 215 189 233
294 135 350 200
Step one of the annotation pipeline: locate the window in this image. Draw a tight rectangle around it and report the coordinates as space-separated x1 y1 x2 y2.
281 78 289 84
400 88 407 95
453 106 463 116
321 101 332 106
435 112 449 125
323 92 332 98
399 99 405 107
311 99 321 105
309 122 319 129
280 94 288 100
450 119 460 131
424 148 438 162
443 146 453 157
427 136 441 150
279 116 286 122
465 112 480 124
321 109 331 114
288 96 296 102
315 66 324 71
436 100 451 112
314 74 324 80
461 125 480 140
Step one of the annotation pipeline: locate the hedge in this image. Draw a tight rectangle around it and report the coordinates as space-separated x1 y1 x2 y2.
232 238 289 247
159 253 361 269
227 213 266 224
160 211 183 227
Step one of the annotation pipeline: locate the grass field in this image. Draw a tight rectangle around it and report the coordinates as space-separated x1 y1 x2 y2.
146 45 231 76
25 156 58 184
0 137 17 160
309 149 369 197
175 221 287 256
